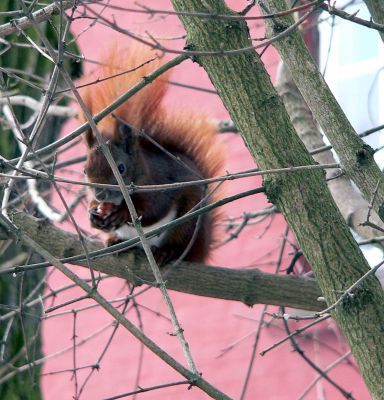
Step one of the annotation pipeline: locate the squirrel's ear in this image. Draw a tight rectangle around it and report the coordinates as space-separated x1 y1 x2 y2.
117 121 135 153
83 129 95 148
117 121 133 139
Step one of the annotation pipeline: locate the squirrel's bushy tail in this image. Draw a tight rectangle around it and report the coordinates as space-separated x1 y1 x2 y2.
79 43 169 138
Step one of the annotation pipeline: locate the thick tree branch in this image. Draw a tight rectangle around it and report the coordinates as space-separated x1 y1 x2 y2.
0 211 324 311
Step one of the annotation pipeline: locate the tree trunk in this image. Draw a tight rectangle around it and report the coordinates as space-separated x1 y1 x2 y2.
170 1 384 397
363 0 384 42
260 0 384 223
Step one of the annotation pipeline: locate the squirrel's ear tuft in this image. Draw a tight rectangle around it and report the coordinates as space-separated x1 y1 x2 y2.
117 121 135 153
117 121 133 139
83 129 95 147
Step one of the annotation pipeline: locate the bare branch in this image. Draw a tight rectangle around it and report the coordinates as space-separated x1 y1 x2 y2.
0 0 76 38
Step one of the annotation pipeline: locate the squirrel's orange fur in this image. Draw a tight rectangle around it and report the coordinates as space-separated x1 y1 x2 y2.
79 43 223 263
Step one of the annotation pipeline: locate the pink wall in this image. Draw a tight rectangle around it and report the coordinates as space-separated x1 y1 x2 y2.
41 1 370 399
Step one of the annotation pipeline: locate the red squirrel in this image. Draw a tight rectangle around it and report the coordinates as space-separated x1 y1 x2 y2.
79 44 223 263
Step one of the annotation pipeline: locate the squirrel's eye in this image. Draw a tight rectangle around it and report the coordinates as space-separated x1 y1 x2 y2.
117 163 125 174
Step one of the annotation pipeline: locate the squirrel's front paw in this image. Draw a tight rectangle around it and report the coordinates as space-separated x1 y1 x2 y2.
89 202 119 230
89 207 108 229
106 234 122 247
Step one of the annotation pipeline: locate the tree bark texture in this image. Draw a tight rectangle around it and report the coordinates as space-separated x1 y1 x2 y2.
261 0 384 224
170 1 384 397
